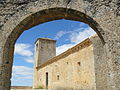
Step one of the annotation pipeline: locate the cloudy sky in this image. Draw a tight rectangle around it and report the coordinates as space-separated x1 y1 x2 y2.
12 19 96 86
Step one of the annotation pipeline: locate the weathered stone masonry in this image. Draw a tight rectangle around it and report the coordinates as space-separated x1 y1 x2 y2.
0 0 120 90
34 38 96 90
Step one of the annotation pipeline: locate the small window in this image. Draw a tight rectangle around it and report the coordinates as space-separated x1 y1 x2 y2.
77 62 81 66
66 62 68 64
36 43 38 48
57 75 59 80
36 43 38 51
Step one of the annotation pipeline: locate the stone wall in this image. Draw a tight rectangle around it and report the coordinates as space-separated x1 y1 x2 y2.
34 39 96 90
90 35 108 89
0 0 119 90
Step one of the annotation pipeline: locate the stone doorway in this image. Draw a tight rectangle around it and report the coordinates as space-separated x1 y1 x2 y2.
46 72 48 89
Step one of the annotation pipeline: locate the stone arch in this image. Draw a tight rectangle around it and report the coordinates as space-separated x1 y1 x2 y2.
3 7 105 44
3 8 105 90
0 0 119 90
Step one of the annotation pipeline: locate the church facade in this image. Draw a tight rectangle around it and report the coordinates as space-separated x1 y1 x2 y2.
33 36 97 90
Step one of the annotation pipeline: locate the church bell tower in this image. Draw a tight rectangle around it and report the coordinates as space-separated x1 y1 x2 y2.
33 38 56 88
34 38 56 67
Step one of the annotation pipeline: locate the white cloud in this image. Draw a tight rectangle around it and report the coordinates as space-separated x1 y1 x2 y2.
56 27 96 55
14 43 33 56
12 65 33 76
54 31 67 39
70 27 96 44
24 57 34 64
56 44 75 55
11 65 33 86
54 23 87 40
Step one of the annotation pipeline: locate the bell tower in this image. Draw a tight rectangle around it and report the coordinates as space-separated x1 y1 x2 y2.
34 38 56 67
33 38 56 88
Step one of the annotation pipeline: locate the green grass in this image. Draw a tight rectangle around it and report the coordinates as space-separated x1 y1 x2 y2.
35 86 44 89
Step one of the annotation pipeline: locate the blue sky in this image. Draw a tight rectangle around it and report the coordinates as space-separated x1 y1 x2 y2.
11 19 96 86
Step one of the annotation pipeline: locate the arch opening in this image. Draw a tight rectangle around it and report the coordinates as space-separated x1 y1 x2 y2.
12 19 97 87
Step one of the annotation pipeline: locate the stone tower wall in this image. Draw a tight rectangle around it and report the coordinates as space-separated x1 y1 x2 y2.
33 38 56 88
34 38 56 67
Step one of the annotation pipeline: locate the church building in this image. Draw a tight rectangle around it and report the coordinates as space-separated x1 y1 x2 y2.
33 36 97 90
